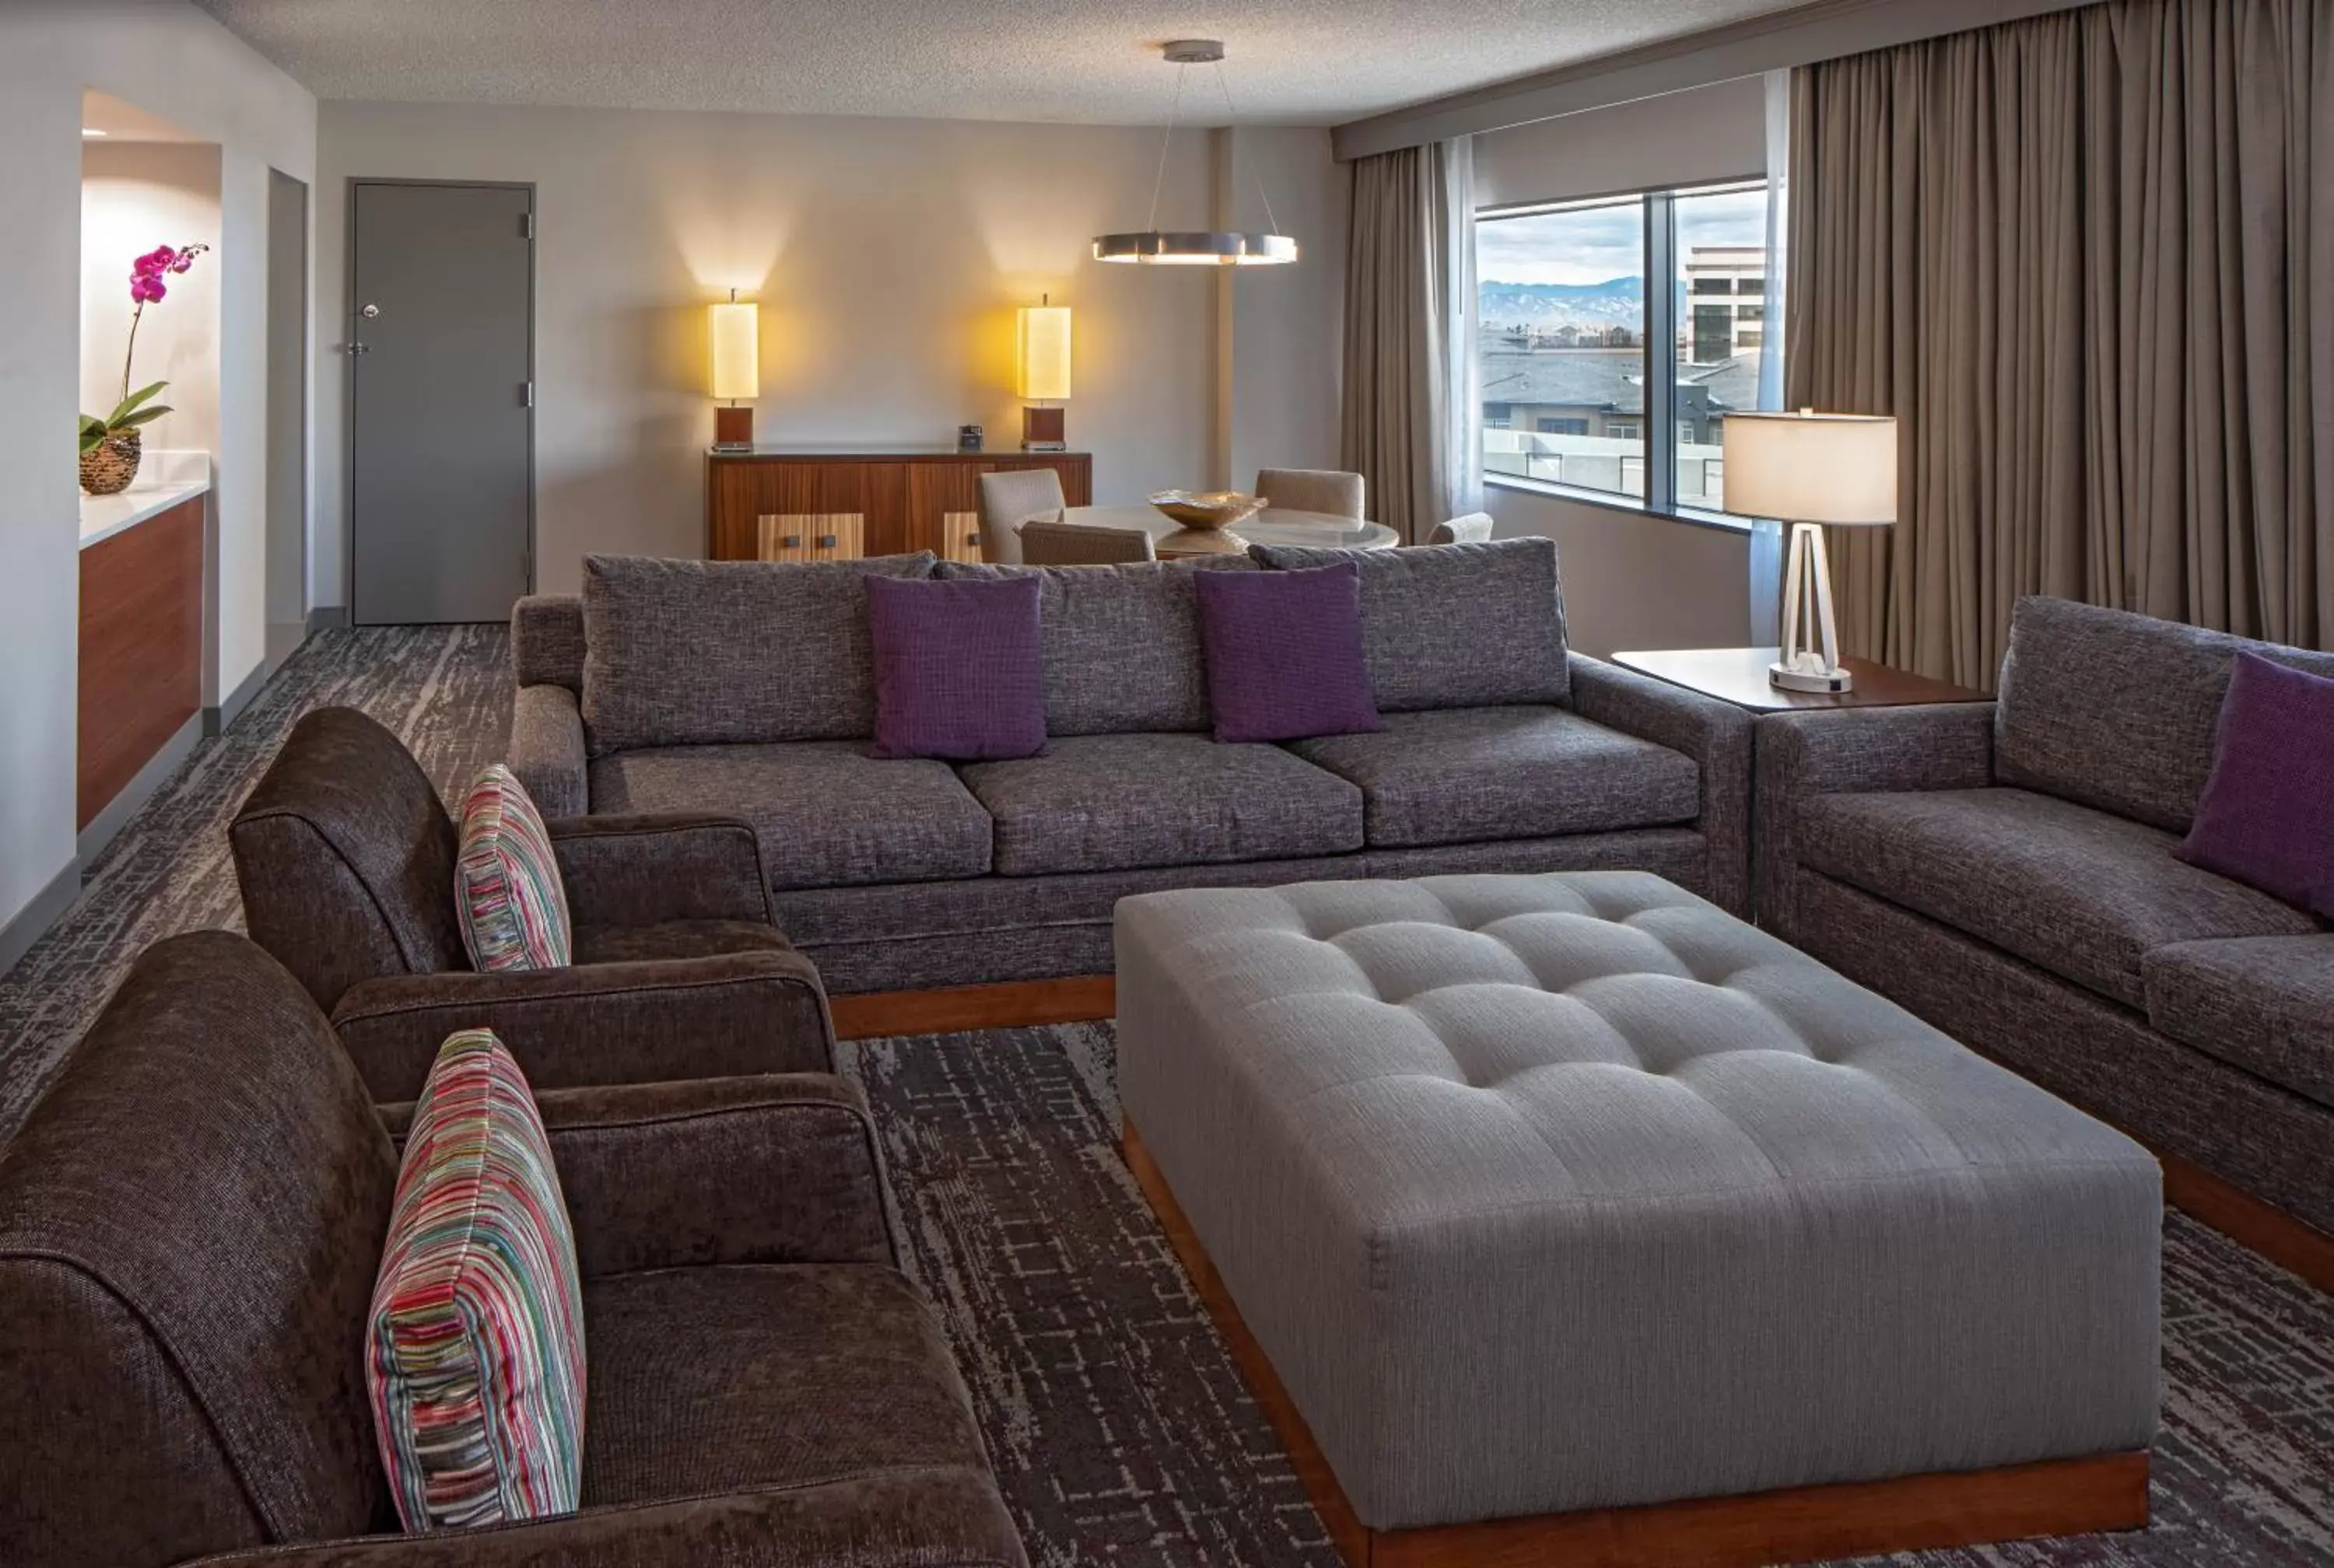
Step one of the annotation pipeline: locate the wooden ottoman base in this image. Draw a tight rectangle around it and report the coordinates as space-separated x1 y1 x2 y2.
1123 1122 2150 1568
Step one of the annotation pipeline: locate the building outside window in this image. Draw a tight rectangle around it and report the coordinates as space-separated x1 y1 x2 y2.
1477 177 1771 517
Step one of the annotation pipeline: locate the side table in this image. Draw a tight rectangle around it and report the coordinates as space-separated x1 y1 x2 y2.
1610 647 1989 711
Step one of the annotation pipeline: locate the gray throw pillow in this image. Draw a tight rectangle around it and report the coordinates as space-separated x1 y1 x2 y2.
1248 536 1569 710
581 552 936 753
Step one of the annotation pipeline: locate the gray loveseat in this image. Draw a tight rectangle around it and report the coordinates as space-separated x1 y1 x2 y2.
1758 596 2334 1238
508 541 1751 995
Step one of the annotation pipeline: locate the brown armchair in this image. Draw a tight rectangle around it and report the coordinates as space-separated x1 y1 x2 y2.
230 706 832 1101
0 931 1025 1568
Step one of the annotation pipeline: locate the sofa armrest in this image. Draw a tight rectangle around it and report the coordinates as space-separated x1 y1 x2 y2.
1753 702 1998 938
534 1073 892 1276
509 684 587 818
180 1467 1027 1567
330 950 832 1102
546 814 773 926
1566 653 1755 915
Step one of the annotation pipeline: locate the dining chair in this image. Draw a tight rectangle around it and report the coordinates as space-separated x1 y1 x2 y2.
977 469 1067 565
1256 467 1365 520
1018 519 1158 566
1427 512 1495 544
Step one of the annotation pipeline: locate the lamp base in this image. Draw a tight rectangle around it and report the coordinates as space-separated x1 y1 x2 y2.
1770 660 1854 694
713 405 754 453
1022 405 1067 452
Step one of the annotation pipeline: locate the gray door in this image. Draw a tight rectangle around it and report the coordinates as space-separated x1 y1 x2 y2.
350 182 533 625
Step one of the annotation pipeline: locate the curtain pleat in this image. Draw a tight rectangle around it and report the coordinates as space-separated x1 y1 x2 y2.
1341 145 1467 543
1788 0 2334 687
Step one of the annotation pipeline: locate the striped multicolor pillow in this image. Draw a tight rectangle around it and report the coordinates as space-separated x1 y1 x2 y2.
366 1029 587 1533
455 765 572 970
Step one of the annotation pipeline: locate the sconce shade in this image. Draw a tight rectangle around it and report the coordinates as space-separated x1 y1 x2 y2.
1017 303 1072 401
710 299 759 401
1722 411 1898 524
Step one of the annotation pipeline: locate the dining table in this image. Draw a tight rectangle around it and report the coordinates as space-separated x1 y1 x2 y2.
1057 503 1400 558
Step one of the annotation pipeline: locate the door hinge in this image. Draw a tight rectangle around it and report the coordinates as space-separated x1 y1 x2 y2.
520 212 534 240
521 382 535 408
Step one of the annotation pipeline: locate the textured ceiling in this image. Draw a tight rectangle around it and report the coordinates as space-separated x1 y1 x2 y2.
191 0 1813 126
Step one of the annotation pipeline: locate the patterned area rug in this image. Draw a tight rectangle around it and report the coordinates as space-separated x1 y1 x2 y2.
2 625 2329 1566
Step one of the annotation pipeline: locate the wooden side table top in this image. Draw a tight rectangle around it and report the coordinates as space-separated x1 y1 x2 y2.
1611 646 1991 712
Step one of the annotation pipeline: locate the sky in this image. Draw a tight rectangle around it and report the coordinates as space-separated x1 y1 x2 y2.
1477 186 1768 286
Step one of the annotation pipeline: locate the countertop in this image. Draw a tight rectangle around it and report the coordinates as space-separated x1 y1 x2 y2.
80 451 209 551
707 443 1092 459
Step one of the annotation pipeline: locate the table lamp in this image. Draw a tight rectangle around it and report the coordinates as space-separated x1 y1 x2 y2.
1722 410 1898 693
710 289 759 452
1018 296 1071 451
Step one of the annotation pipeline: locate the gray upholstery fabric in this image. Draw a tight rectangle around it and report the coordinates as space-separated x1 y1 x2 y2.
1567 653 1755 916
934 558 1253 736
958 733 1362 877
1793 869 2334 1239
1753 704 1998 936
1994 597 2334 833
976 468 1067 565
1289 706 1698 849
509 683 587 819
1117 873 2161 1529
1797 787 2320 1009
580 553 936 754
1255 467 1365 518
512 594 587 694
1249 537 1569 710
2143 936 2334 1111
590 742 990 891
1015 520 1155 565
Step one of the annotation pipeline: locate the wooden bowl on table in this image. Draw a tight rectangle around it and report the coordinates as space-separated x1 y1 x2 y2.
1148 490 1267 554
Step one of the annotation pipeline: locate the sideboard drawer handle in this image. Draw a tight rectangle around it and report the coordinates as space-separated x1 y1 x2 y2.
781 534 803 548
818 534 838 548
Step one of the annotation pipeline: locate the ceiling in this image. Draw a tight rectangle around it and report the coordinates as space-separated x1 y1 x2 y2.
191 0 1816 127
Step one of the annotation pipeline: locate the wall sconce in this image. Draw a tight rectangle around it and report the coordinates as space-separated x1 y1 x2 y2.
1017 295 1071 451
710 289 759 451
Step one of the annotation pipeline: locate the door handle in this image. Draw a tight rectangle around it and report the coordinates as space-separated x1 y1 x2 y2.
345 342 370 355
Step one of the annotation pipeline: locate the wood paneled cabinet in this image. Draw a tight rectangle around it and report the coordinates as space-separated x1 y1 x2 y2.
706 448 1093 563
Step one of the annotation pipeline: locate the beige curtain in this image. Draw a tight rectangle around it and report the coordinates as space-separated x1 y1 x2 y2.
1341 145 1469 542
1788 0 2334 688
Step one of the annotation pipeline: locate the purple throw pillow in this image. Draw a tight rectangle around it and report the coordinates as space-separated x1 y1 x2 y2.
1193 562 1383 744
2177 651 2334 917
864 574 1046 761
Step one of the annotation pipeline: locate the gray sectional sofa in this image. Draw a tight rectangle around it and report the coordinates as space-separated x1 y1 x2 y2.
1758 597 2334 1236
509 542 1752 994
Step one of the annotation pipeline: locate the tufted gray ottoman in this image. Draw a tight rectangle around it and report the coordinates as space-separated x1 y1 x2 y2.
1116 871 2158 1566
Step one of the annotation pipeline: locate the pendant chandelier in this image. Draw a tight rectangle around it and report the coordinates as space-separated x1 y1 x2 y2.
1092 40 1298 268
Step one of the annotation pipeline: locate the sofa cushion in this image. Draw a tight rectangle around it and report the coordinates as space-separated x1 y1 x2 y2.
1249 537 1568 710
590 742 990 891
581 553 936 754
935 556 1252 735
864 573 1046 761
569 919 794 966
580 1264 993 1509
2178 653 2334 918
1194 561 1383 744
1993 596 2334 833
1288 706 1699 849
2143 936 2334 1111
958 732 1363 876
454 765 572 971
1799 786 2320 1009
369 1029 587 1531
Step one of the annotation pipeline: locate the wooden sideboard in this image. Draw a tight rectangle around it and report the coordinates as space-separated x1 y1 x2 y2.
79 495 203 829
706 447 1094 563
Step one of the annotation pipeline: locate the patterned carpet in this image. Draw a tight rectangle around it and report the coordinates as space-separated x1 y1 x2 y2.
2 626 2329 1566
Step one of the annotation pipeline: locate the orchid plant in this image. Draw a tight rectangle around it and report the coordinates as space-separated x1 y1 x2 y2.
79 243 210 454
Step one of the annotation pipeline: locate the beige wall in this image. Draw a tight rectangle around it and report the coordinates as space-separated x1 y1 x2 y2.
1221 127 1347 491
314 103 1349 600
1488 488 1750 657
81 141 223 456
0 0 314 955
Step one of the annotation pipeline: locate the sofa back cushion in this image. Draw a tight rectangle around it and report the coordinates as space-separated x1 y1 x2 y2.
1248 537 1570 711
0 933 401 1567
581 553 937 753
231 706 469 1010
934 556 1253 734
1996 597 2334 832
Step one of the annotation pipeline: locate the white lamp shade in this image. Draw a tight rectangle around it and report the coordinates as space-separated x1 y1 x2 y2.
709 299 759 401
1722 411 1898 525
1017 303 1072 401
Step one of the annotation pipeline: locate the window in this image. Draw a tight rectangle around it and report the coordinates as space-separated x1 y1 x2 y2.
1479 178 1772 521
1475 195 1645 498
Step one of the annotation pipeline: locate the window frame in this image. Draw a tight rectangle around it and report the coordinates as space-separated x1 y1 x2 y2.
1477 176 1768 532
